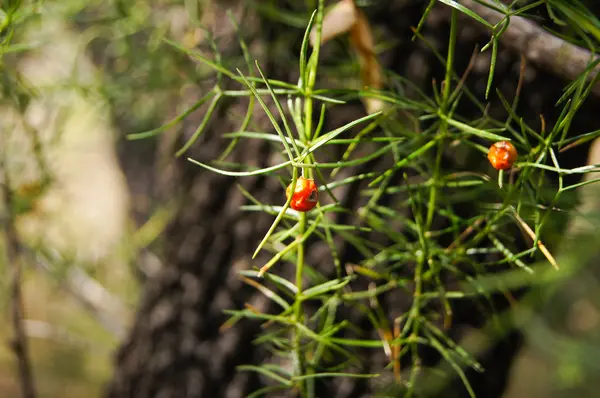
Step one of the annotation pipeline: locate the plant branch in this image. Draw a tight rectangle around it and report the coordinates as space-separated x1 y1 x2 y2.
461 0 600 96
1 171 37 398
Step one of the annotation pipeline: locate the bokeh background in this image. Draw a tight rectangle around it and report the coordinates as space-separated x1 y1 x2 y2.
2 1 600 397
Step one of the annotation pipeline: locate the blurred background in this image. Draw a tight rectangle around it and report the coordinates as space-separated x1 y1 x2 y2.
2 1 600 397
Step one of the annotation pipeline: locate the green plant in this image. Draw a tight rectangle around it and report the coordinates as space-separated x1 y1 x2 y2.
127 1 600 397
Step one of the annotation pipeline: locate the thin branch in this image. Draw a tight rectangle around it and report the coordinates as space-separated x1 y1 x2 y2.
2 171 37 398
461 0 600 96
34 257 128 338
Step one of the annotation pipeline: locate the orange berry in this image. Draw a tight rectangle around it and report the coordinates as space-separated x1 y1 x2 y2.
286 177 318 212
488 141 518 170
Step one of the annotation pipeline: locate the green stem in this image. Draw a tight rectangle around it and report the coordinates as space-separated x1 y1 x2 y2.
442 10 457 105
426 141 444 229
293 3 323 394
293 212 307 397
426 8 457 230
407 251 425 397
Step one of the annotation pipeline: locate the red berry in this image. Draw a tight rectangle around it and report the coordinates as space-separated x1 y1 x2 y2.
286 177 318 212
488 141 517 170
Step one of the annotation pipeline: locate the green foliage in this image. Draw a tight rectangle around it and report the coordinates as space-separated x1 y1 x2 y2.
123 0 600 396
5 0 600 397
